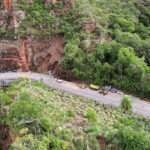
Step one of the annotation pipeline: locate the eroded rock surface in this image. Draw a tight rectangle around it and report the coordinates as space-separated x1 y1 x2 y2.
29 35 64 72
0 35 64 72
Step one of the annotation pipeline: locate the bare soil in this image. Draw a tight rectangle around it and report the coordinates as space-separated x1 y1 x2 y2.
0 124 12 150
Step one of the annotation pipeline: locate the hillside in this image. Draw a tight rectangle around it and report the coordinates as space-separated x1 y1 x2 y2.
0 0 150 98
0 80 150 149
1 1 150 149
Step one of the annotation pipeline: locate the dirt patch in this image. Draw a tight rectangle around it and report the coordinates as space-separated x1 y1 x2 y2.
0 124 12 150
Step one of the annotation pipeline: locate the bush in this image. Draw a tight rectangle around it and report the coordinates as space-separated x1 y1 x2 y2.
0 91 12 106
85 107 97 122
115 30 142 50
110 16 135 32
121 96 132 113
105 117 150 150
0 91 12 123
140 39 150 66
7 98 43 133
1 80 150 149
114 126 150 150
140 73 150 98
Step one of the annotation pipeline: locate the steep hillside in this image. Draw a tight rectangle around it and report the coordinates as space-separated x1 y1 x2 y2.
0 0 150 97
0 80 150 149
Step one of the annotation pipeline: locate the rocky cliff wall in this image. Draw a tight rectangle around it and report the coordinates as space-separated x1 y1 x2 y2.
0 0 66 72
0 35 64 72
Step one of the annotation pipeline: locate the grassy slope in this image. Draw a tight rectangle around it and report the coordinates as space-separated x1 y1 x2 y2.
0 80 150 149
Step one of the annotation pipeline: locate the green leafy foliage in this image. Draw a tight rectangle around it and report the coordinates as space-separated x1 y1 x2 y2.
60 0 150 98
121 96 132 113
85 107 97 122
63 40 150 98
0 80 150 149
18 0 56 37
105 116 150 150
8 98 43 132
116 127 150 150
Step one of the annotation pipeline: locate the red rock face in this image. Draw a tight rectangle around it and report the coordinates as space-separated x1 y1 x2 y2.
3 0 12 11
28 35 64 72
0 35 64 72
0 41 19 71
19 39 29 72
0 40 29 72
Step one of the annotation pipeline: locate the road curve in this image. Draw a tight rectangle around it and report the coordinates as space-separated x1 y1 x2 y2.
0 72 150 118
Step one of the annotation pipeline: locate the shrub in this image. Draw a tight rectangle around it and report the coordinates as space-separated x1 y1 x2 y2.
140 73 150 98
18 0 56 37
121 96 132 113
140 39 150 66
114 126 150 150
0 91 12 123
115 30 142 50
105 116 150 150
1 80 150 149
110 16 135 32
0 91 12 106
7 98 43 133
85 107 97 122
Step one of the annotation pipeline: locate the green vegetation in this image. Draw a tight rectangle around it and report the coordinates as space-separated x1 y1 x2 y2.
0 80 150 149
61 0 150 98
18 0 55 37
121 95 132 113
1 0 150 98
1 1 150 149
105 117 150 150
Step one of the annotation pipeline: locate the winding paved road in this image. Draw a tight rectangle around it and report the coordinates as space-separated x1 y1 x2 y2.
0 72 150 118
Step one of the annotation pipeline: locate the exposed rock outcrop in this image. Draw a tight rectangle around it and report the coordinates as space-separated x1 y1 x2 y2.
0 35 64 72
3 0 12 11
28 35 64 72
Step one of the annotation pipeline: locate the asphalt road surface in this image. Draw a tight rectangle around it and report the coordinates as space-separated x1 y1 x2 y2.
0 72 150 118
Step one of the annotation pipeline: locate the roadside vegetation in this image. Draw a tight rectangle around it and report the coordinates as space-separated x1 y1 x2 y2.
0 80 150 149
0 0 150 98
